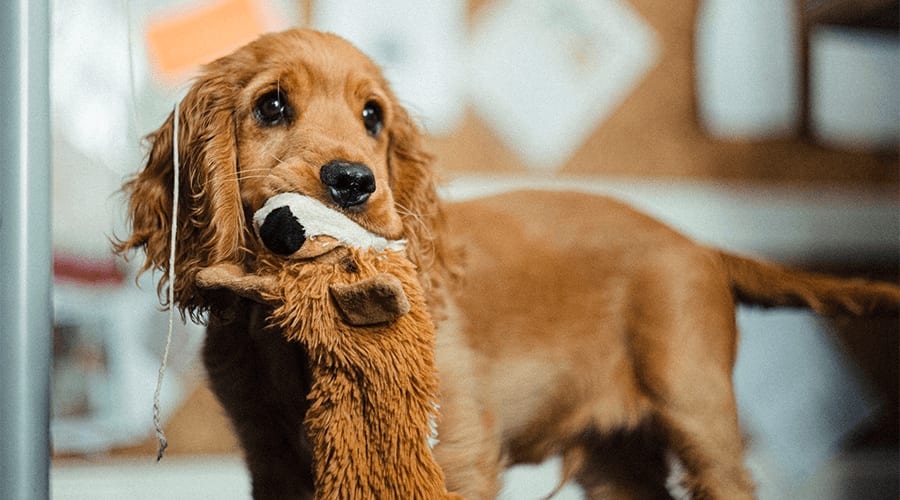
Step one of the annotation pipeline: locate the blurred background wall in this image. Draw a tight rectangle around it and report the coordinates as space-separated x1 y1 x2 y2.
51 0 899 259
49 1 897 498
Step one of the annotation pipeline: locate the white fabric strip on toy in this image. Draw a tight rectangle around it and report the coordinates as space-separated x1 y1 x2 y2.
253 192 407 253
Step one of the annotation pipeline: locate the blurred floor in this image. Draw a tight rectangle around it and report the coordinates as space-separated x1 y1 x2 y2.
52 449 898 500
52 455 250 500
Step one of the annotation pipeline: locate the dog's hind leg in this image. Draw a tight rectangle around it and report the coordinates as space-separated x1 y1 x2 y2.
636 334 755 499
628 254 756 499
654 395 754 500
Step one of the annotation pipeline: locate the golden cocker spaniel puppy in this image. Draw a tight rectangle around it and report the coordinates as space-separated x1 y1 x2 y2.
116 29 899 499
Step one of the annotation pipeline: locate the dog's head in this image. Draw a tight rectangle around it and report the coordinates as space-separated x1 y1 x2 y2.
115 29 449 318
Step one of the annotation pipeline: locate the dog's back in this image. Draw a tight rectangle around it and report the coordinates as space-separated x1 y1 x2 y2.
439 189 898 499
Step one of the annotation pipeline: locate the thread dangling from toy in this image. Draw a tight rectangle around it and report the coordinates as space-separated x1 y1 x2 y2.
152 100 180 461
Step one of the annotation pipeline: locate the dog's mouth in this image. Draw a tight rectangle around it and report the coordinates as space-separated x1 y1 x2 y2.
252 192 406 260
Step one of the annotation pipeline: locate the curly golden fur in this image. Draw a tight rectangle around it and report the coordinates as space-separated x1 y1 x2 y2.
116 29 899 499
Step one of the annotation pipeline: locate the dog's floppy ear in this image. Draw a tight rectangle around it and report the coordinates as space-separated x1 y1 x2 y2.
115 63 246 319
386 104 461 316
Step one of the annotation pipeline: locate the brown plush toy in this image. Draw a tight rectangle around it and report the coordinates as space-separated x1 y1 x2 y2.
197 193 460 499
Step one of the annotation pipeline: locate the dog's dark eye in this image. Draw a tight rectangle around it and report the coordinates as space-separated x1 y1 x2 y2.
362 100 383 137
254 90 292 126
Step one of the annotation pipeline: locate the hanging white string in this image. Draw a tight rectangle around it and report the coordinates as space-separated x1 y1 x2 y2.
153 100 180 461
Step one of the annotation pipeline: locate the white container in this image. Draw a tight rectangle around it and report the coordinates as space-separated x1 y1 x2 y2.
695 0 800 139
810 26 899 150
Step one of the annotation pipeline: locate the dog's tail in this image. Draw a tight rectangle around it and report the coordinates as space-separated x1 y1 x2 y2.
719 251 900 316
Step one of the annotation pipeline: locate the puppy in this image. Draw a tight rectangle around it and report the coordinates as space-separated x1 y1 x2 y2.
115 28 899 499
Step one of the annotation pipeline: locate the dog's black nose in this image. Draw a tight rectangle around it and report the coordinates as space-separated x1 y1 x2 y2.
319 160 375 208
258 205 306 255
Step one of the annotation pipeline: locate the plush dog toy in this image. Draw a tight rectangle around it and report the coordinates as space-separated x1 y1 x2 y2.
197 193 459 499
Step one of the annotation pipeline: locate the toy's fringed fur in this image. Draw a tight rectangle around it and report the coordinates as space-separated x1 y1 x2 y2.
252 248 459 500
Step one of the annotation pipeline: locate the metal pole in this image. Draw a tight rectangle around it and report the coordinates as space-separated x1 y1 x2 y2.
1 0 53 498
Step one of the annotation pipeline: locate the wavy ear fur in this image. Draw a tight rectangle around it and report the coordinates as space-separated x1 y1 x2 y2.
114 65 247 320
388 105 462 319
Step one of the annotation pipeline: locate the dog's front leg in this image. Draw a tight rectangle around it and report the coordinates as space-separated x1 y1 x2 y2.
432 317 504 500
203 301 316 499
